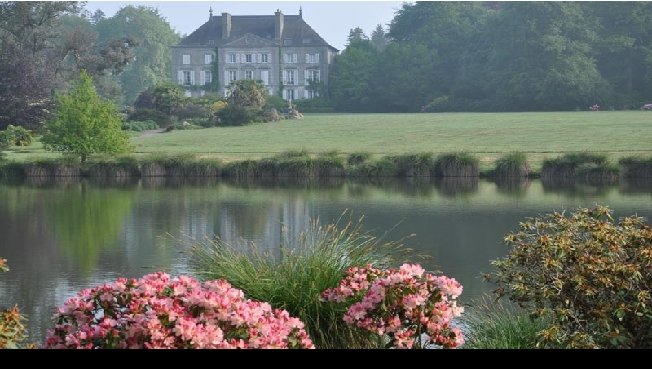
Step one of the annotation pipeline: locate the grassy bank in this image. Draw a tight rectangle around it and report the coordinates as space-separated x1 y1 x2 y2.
2 151 652 181
4 112 652 171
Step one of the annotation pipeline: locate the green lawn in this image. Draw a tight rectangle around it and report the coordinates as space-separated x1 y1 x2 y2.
6 112 652 169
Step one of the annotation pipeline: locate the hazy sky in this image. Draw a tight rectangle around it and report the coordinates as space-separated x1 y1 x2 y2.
83 1 406 50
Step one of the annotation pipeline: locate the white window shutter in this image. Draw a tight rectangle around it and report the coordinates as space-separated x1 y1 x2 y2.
316 53 320 63
235 53 240 63
177 71 183 85
304 70 309 84
190 71 195 85
200 71 205 85
226 53 230 63
268 53 272 63
305 54 309 63
304 90 309 99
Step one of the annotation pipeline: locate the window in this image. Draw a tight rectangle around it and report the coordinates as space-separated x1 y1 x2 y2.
182 54 190 65
227 53 236 63
261 53 269 63
227 70 237 83
204 54 213 64
284 69 296 85
260 70 269 85
245 54 253 63
283 39 292 45
245 70 253 80
305 69 320 83
305 53 320 64
283 53 297 63
201 70 212 85
182 70 192 85
284 89 295 100
305 90 319 99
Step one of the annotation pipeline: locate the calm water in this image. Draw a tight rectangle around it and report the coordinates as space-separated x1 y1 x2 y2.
1 177 651 344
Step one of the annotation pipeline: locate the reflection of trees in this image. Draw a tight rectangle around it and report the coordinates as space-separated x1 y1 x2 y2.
46 185 133 274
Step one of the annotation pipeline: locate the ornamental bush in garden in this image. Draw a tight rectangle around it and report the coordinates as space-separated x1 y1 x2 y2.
321 263 464 349
488 206 652 348
1 258 29 349
45 272 314 349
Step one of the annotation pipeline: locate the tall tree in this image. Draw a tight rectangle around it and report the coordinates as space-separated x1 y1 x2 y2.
329 40 379 112
484 2 607 110
95 6 179 103
584 2 652 107
0 2 79 129
389 2 490 100
370 24 388 51
55 14 136 103
371 43 440 112
346 26 368 46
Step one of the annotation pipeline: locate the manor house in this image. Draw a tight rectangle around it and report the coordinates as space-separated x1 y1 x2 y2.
170 8 338 100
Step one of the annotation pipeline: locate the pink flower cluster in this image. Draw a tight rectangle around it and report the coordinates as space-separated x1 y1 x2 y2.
45 272 314 349
321 264 464 349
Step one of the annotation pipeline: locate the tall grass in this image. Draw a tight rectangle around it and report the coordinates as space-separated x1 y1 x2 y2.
433 153 480 177
461 296 551 349
494 152 530 178
541 153 613 181
619 156 652 179
191 215 415 349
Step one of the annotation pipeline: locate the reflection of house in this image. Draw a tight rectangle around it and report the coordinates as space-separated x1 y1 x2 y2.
170 8 338 99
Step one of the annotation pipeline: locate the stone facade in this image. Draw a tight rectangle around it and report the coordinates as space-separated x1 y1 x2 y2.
170 9 338 99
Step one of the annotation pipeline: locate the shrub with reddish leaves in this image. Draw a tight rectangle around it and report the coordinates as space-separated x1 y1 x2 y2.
45 272 314 349
321 264 464 349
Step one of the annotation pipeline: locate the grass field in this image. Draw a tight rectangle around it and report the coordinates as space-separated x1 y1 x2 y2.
6 112 652 169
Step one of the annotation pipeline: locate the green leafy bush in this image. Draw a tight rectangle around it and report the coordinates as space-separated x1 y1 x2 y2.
128 108 175 127
488 206 652 348
0 131 11 150
122 120 159 132
42 71 132 162
0 125 32 148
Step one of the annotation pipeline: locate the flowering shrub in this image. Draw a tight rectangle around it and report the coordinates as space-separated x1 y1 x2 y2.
589 104 600 111
45 272 314 349
0 307 27 349
321 264 464 349
642 103 652 111
1 258 29 349
489 206 652 348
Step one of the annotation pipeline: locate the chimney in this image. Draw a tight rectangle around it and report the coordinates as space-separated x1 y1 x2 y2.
274 9 284 40
221 12 231 39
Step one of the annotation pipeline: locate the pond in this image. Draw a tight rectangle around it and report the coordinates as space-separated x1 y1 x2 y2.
1 177 651 344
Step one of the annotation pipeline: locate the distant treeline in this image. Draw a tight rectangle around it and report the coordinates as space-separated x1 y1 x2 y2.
0 2 179 130
328 2 652 112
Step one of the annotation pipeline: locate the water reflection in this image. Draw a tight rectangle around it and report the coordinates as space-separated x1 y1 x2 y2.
46 185 134 274
0 177 651 344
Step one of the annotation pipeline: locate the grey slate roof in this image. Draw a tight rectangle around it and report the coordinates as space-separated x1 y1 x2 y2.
176 14 338 51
